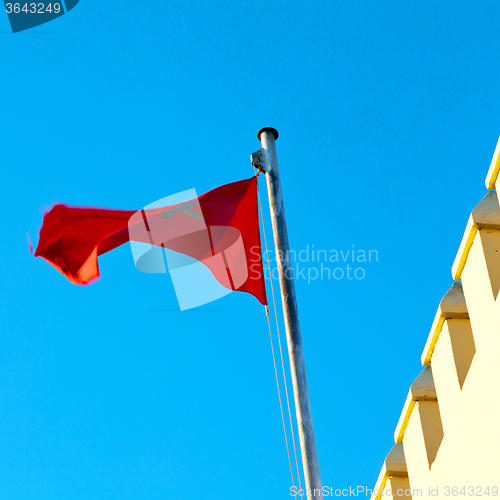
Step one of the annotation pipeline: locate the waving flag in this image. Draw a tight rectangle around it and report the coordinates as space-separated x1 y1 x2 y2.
34 177 267 305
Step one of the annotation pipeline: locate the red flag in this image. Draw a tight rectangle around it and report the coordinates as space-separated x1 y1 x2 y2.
34 177 267 305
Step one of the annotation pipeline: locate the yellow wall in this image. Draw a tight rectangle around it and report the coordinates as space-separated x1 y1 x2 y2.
372 136 500 499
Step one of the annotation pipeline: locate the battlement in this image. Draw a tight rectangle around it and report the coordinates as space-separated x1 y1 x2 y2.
373 135 500 498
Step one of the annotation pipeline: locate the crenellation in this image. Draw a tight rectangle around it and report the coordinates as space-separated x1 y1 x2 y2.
372 133 500 496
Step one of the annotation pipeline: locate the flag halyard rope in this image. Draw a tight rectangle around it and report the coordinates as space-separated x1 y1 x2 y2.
264 304 296 494
255 169 304 500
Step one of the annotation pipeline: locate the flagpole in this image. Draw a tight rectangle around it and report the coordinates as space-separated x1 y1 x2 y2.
253 128 322 500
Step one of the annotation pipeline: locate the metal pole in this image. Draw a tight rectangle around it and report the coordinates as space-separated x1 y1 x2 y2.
253 127 322 500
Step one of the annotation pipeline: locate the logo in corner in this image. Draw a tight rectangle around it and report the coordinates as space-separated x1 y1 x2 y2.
3 0 79 33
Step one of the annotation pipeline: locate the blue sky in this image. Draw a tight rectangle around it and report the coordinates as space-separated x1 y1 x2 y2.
1 1 500 498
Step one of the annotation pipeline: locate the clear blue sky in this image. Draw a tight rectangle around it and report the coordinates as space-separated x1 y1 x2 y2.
1 1 500 498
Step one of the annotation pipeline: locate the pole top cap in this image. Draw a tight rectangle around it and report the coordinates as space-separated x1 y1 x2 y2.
257 127 279 141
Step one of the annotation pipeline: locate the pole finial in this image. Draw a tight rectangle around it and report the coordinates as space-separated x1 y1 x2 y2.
257 127 279 141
